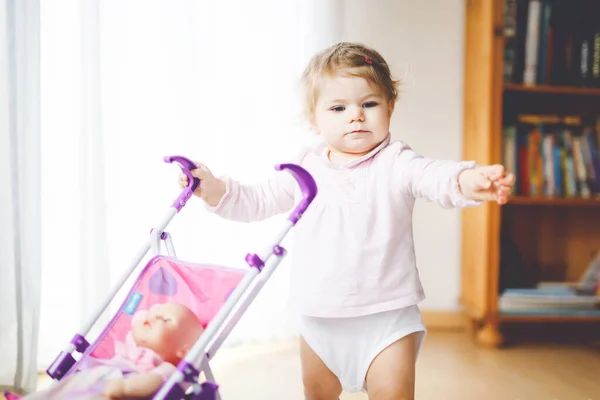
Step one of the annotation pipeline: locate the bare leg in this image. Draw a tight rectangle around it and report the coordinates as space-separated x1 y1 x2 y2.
299 336 342 400
365 333 418 400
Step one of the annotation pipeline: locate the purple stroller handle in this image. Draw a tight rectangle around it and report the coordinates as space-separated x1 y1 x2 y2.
164 155 201 192
165 155 200 212
275 163 317 225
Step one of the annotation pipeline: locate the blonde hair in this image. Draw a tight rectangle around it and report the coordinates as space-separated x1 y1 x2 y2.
301 42 400 122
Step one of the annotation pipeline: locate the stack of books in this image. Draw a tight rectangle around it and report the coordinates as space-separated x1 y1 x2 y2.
499 252 600 316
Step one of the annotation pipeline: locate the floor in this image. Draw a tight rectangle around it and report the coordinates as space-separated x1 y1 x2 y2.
33 331 600 399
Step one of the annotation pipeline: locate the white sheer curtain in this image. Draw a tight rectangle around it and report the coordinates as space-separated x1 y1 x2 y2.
38 0 343 369
0 0 41 393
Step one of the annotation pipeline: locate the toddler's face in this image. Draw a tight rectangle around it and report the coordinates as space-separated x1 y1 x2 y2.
132 302 204 364
312 70 393 162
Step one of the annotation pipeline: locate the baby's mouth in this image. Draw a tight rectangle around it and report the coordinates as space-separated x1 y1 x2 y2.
346 129 369 135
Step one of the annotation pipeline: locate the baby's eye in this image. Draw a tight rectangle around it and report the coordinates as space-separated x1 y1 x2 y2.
330 106 345 112
362 101 378 108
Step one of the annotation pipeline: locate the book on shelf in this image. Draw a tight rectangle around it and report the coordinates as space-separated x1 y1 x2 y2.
500 287 599 309
503 0 600 88
499 251 600 314
503 114 600 199
499 286 600 317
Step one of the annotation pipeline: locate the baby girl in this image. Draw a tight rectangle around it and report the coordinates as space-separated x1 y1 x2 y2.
20 302 204 400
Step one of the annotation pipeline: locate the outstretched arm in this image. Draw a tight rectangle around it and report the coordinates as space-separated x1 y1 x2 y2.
103 373 164 399
392 142 513 207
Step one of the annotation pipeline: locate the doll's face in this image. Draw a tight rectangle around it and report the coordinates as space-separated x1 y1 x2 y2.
132 302 204 364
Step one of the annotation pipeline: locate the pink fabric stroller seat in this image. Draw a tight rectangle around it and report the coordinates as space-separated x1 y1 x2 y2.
86 256 246 361
34 156 317 400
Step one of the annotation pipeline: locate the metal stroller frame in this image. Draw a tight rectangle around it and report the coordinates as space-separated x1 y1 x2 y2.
44 155 317 400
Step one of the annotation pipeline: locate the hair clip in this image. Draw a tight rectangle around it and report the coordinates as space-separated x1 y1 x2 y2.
364 56 373 65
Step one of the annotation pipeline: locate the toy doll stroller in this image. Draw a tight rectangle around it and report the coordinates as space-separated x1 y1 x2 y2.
39 156 317 400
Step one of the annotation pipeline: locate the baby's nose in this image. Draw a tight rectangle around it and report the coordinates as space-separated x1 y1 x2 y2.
349 106 364 122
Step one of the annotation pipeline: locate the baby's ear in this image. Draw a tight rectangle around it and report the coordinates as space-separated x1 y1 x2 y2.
387 100 395 115
310 122 320 135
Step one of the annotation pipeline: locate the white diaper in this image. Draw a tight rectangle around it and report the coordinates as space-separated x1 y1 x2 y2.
299 305 427 393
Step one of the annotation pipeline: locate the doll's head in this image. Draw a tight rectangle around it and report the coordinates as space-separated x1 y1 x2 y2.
131 302 204 365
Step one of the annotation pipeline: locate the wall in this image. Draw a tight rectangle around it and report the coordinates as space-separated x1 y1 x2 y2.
341 0 466 310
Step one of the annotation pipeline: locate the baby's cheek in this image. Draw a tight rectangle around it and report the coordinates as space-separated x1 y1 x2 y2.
159 329 182 349
159 328 178 343
142 333 163 352
132 325 155 347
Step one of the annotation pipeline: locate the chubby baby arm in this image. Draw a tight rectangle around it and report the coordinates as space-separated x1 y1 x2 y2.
179 151 308 222
391 141 513 207
103 372 164 400
390 142 478 208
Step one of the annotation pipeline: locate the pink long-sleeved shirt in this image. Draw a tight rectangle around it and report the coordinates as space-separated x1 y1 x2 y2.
206 136 481 318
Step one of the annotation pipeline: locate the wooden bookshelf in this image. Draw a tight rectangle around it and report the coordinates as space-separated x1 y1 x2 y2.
504 83 600 95
508 196 600 206
498 311 600 322
461 0 600 347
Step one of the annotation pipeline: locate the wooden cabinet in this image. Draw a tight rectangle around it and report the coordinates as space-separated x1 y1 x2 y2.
460 0 600 346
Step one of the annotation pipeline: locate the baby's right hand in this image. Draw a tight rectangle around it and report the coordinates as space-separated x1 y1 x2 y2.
178 162 227 207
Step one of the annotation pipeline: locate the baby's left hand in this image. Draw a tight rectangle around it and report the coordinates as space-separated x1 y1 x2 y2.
458 165 515 205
